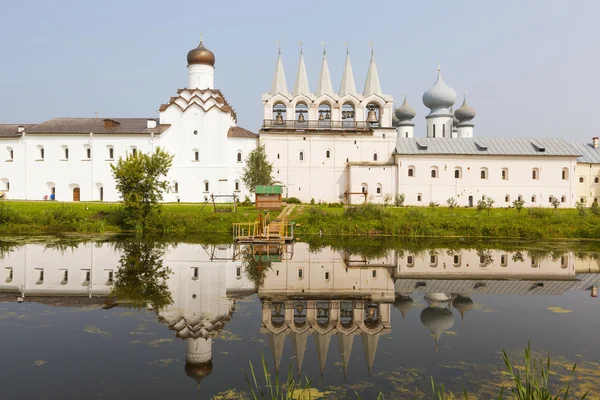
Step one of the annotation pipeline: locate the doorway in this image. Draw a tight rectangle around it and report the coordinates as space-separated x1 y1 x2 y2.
99 187 104 201
468 195 473 207
73 187 80 202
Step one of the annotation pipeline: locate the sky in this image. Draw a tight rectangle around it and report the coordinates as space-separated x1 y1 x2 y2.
0 0 597 141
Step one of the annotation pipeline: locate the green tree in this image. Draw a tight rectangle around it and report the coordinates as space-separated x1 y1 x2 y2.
241 145 273 192
111 147 174 229
512 199 525 213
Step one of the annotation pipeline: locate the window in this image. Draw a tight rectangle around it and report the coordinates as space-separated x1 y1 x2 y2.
194 151 199 161
373 153 378 161
579 177 584 183
204 181 209 192
326 150 331 159
480 168 488 180
36 269 44 284
501 168 508 180
86 148 91 159
132 148 137 157
561 196 566 203
408 167 415 177
107 270 114 284
518 195 523 202
432 124 436 138
417 193 422 202
108 147 114 159
406 255 414 267
5 181 9 191
429 255 438 267
324 271 330 281
234 180 240 191
64 147 69 160
299 151 304 161
236 266 242 278
453 255 461 266
173 182 179 193
39 147 45 160
277 153 280 159
237 152 242 162
376 183 382 195
501 255 508 267
454 168 461 179
442 124 446 137
298 268 304 279
580 197 586 203
595 177 599 184
430 166 439 178
192 267 199 279
560 256 568 269
561 168 568 180
505 195 510 203
372 270 377 278
5 267 13 282
361 183 368 193
531 195 536 203
532 168 539 180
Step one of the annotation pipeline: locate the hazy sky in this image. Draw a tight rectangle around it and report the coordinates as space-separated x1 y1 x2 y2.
0 0 597 141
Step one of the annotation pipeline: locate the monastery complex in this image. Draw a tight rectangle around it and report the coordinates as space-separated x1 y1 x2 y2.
1 40 599 207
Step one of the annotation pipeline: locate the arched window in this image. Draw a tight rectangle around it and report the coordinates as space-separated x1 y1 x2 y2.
173 181 178 193
501 254 508 267
406 255 414 267
361 183 368 193
531 195 536 203
86 148 91 159
373 153 378 162
417 193 422 202
63 147 69 160
561 168 568 180
430 166 439 178
131 148 137 157
341 103 356 128
108 146 114 160
7 147 13 160
299 151 304 161
365 103 381 126
237 151 242 163
532 168 539 180
194 151 199 161
376 183 382 196
595 177 599 184
277 153 280 159
1 179 9 191
325 150 331 159
453 255 461 267
454 167 462 179
234 180 240 191
501 168 508 181
295 102 308 123
407 167 415 177
429 255 438 267
204 181 209 192
38 146 44 160
505 194 510 203
318 103 332 126
272 102 287 123
579 177 584 183
518 195 523 202
561 196 566 203
480 167 488 180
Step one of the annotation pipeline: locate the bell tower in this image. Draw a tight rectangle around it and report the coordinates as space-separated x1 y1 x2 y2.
187 36 216 89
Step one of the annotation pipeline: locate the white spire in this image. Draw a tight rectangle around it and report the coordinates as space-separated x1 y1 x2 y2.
363 49 382 96
292 331 309 376
314 331 333 376
293 47 311 97
361 332 380 377
270 49 288 95
316 49 334 97
337 332 355 378
339 48 357 96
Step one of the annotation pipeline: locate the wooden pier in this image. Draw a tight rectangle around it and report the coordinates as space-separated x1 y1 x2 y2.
232 208 295 244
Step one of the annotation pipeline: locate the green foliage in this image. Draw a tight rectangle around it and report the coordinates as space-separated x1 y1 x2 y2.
111 147 174 230
590 201 600 216
513 199 525 213
549 196 561 210
395 193 406 207
575 202 587 217
429 201 440 208
111 239 173 310
486 198 495 216
242 195 252 206
243 352 311 400
310 198 315 205
447 197 458 209
476 199 487 214
285 197 301 204
344 204 391 220
241 145 273 192
0 202 19 224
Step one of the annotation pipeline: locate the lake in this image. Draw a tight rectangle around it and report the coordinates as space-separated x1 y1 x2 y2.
1 237 599 399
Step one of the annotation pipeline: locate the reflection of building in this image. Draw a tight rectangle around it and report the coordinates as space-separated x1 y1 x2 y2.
259 244 394 376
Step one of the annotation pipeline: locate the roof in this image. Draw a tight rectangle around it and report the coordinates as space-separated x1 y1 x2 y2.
571 142 600 163
394 137 581 157
227 126 259 138
0 118 169 137
0 124 36 138
255 185 283 194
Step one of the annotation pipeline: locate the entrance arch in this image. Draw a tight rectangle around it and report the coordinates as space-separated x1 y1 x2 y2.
73 187 81 202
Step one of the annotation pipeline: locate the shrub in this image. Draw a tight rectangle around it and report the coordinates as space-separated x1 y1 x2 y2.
310 198 315 205
395 193 406 207
344 203 390 220
446 197 457 209
476 199 487 214
0 202 18 224
284 197 301 204
576 201 587 216
549 195 560 209
383 194 392 207
512 199 525 213
429 201 439 208
591 201 600 216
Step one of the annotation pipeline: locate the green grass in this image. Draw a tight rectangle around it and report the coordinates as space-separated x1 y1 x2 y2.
290 204 600 240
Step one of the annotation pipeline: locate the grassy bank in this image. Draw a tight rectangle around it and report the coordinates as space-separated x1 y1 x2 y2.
2 201 600 239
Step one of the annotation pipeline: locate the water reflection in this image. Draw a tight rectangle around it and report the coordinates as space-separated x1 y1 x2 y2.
1 239 599 396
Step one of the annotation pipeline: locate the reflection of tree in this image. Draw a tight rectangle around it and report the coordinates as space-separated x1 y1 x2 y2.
111 239 173 310
241 246 271 287
476 249 494 267
512 251 525 263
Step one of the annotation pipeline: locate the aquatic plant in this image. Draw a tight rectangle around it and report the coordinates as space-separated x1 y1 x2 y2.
242 353 312 400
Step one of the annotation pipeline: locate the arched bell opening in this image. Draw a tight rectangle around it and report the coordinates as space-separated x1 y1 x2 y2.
273 102 287 125
340 300 354 328
342 103 356 128
365 103 381 127
295 103 308 125
364 303 380 329
293 300 307 327
316 300 330 328
317 103 332 128
270 301 285 328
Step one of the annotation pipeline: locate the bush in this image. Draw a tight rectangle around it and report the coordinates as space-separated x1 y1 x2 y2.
344 203 390 220
446 197 457 209
284 197 301 204
576 201 587 216
429 201 439 208
591 201 600 216
395 193 406 207
0 202 19 224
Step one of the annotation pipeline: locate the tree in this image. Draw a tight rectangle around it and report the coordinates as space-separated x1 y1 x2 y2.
111 147 174 229
512 199 525 213
446 197 457 209
485 197 495 216
241 145 273 192
395 193 406 207
549 195 560 210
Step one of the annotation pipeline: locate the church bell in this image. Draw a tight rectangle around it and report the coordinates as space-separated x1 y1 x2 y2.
319 112 324 121
297 112 305 123
366 109 379 123
275 111 284 125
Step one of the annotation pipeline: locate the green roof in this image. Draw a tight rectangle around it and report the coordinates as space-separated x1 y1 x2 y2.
255 185 283 194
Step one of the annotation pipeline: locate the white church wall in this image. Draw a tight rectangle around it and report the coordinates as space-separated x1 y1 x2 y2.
575 162 600 205
396 154 577 208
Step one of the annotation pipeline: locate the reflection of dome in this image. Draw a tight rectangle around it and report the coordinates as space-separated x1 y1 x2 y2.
452 295 474 325
185 361 213 384
454 95 476 122
423 70 456 110
187 41 216 66
395 95 416 121
424 292 451 305
393 294 414 322
420 306 455 352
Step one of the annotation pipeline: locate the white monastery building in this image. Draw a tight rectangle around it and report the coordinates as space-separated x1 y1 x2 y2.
1 39 599 207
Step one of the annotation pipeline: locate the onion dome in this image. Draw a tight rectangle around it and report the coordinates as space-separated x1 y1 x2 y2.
454 94 476 122
422 69 457 110
187 40 215 67
420 306 455 352
452 295 474 326
424 292 451 306
395 95 417 122
392 114 400 127
453 114 460 126
394 294 415 322
185 361 213 385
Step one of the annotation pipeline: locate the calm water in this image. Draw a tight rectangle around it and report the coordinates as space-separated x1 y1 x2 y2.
1 237 599 399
